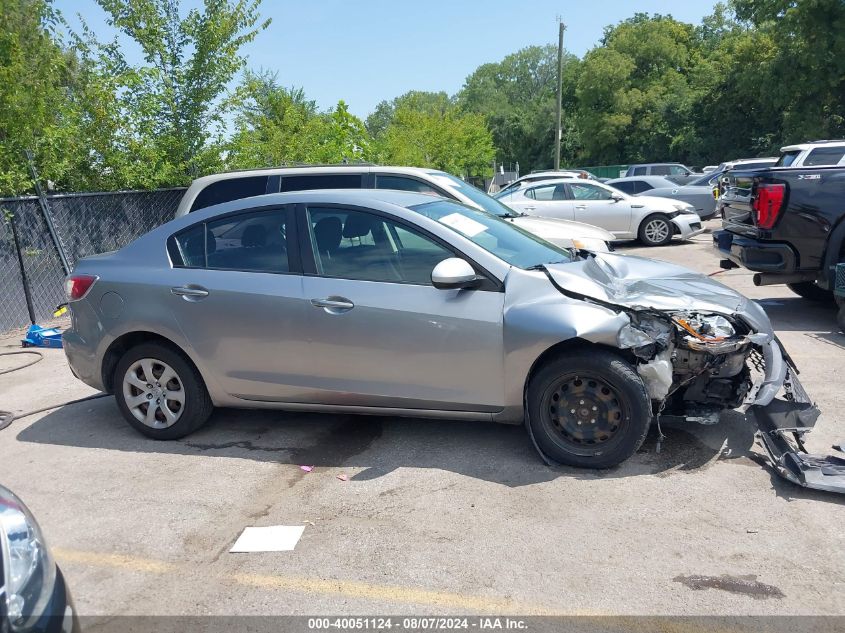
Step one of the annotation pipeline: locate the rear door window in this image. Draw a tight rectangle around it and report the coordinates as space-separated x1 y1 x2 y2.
279 174 363 192
632 166 647 176
650 165 671 176
635 181 655 193
803 147 845 167
190 176 270 212
172 208 291 273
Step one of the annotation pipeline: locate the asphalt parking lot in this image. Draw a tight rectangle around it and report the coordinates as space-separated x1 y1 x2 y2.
1 219 843 617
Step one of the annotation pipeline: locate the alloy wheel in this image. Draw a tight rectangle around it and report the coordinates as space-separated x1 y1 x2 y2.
122 358 186 428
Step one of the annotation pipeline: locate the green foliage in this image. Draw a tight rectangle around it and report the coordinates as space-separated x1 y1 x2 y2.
226 71 370 168
371 92 495 179
0 0 80 195
78 0 271 187
458 45 579 172
4 1 845 193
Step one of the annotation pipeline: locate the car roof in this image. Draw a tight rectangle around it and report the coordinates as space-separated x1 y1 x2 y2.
628 162 685 167
780 141 845 151
185 164 445 189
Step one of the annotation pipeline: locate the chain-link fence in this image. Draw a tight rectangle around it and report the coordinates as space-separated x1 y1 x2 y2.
0 188 186 333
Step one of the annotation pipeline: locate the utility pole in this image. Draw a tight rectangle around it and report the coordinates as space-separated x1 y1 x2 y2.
554 19 565 171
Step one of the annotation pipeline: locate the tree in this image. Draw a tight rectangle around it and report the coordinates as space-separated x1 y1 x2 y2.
731 0 845 143
366 91 452 138
0 0 84 195
374 102 495 179
80 0 271 187
575 14 704 165
458 45 579 172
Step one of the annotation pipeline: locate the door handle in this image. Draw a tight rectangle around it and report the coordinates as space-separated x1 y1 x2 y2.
310 297 354 312
574 205 587 210
522 206 536 211
171 285 209 300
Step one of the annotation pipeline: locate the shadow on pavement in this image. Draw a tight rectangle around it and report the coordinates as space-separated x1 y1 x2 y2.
16 395 779 490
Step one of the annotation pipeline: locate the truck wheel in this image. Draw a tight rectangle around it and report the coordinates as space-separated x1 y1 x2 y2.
114 342 213 440
638 214 673 246
787 281 834 303
526 350 652 469
838 305 845 334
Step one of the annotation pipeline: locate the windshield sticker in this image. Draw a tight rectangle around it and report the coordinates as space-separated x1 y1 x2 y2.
439 213 488 237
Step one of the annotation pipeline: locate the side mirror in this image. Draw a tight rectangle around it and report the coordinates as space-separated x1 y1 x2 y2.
431 258 480 290
611 193 624 202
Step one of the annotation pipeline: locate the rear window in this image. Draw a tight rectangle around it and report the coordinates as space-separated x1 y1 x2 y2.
190 176 269 212
803 147 845 167
635 181 654 193
610 181 637 195
279 174 362 192
776 150 802 167
375 175 439 195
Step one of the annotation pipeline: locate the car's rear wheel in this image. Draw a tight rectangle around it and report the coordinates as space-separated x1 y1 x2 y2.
638 214 673 246
114 342 213 440
786 281 833 303
527 350 651 468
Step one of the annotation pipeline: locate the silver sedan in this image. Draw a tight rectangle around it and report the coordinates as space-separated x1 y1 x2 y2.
605 175 718 219
62 190 815 469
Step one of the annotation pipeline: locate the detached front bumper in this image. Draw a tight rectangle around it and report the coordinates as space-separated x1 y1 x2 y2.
671 214 705 240
749 338 845 494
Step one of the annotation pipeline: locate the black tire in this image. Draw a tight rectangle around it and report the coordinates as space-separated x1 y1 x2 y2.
786 281 833 302
526 349 652 469
114 342 213 440
838 305 845 334
638 214 673 246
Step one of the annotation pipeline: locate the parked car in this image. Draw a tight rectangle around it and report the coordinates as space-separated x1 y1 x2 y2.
495 177 703 246
176 166 614 252
61 189 818 472
493 170 594 198
0 484 78 632
713 163 845 301
604 175 717 219
623 163 701 184
775 140 845 168
702 165 718 173
713 157 779 175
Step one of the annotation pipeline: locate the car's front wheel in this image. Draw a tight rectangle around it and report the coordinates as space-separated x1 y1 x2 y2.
638 214 673 246
526 349 652 468
114 342 213 440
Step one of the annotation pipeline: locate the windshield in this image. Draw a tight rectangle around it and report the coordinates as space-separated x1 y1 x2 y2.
426 171 517 218
409 199 572 269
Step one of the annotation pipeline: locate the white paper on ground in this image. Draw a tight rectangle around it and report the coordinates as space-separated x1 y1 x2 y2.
230 525 305 552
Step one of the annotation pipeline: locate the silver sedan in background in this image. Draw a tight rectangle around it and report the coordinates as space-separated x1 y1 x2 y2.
63 190 814 471
604 175 718 219
495 177 704 246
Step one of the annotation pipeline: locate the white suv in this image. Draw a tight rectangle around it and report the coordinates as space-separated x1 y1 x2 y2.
176 165 615 252
776 140 845 168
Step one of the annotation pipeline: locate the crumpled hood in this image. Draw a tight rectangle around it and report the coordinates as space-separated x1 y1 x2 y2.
544 252 772 333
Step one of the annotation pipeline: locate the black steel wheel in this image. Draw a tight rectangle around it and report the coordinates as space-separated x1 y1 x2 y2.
527 349 652 468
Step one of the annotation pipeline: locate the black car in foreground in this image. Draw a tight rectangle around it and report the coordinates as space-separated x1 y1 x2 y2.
0 485 78 633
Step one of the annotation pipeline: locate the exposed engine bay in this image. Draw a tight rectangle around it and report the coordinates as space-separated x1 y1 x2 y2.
629 312 754 418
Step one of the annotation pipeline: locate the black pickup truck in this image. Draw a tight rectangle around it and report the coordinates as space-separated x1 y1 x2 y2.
713 165 845 301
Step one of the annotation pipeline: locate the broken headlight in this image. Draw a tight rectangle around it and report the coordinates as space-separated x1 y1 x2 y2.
0 486 57 631
673 314 748 353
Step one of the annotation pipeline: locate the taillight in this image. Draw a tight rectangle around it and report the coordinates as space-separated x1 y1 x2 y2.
752 183 786 229
64 274 98 301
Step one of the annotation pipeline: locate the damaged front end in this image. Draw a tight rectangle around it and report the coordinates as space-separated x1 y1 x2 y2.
544 253 844 494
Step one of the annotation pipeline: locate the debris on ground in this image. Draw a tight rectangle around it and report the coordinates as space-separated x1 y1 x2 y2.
230 525 305 553
336 474 348 481
299 465 313 472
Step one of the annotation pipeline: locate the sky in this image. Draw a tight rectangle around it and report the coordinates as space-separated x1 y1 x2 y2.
55 0 719 119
